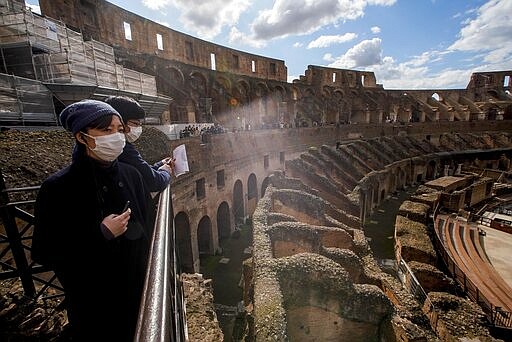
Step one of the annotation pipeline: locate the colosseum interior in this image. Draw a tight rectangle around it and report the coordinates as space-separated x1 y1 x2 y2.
0 0 512 341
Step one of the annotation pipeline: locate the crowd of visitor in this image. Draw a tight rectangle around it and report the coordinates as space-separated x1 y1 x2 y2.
179 123 226 138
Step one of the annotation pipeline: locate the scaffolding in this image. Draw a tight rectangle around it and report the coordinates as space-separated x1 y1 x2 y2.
0 73 56 124
0 9 158 95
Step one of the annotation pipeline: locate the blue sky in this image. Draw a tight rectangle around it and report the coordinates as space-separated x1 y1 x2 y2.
25 0 512 89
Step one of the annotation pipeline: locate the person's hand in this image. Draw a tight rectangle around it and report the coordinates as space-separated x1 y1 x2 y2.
158 163 172 175
159 157 175 175
102 209 130 238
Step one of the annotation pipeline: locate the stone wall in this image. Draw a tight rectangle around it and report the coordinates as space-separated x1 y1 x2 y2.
38 0 287 82
248 131 511 341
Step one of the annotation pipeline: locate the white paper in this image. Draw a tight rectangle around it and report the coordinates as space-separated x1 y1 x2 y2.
172 144 189 177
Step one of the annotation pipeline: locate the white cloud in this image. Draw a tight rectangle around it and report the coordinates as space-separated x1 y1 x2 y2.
250 0 396 40
293 42 303 48
156 20 171 28
369 0 512 89
307 33 357 49
228 27 265 49
449 0 512 53
370 26 381 34
182 0 252 39
143 0 252 39
25 2 41 14
323 53 335 62
367 0 396 5
328 38 383 69
142 0 171 10
364 51 512 90
404 50 445 68
287 75 299 83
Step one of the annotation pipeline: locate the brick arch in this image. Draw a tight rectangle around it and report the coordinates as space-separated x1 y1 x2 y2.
431 92 441 102
215 75 232 94
261 176 270 197
157 66 185 97
185 98 198 123
211 77 234 125
175 211 193 273
426 160 437 180
322 85 332 98
197 215 212 256
217 201 231 242
504 104 512 120
304 88 315 97
255 82 269 97
290 86 300 101
247 173 258 217
254 82 270 125
233 179 245 224
188 71 208 94
334 89 345 98
169 66 185 86
232 79 250 105
273 85 287 100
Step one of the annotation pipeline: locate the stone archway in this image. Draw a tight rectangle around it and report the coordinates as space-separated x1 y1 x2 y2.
372 186 379 207
261 177 270 197
197 215 212 255
426 160 437 180
233 179 244 224
217 201 231 242
175 211 194 273
247 173 258 216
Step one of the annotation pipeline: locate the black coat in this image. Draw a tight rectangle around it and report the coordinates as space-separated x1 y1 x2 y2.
32 151 153 341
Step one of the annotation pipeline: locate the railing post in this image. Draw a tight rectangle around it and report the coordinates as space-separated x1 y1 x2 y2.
0 169 35 297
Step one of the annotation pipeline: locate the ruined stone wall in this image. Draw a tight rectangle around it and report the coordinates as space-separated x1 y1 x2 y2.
34 1 512 129
248 131 511 341
166 122 512 273
298 65 381 89
38 0 287 82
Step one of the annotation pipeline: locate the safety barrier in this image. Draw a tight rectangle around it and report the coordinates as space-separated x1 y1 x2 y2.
0 170 188 340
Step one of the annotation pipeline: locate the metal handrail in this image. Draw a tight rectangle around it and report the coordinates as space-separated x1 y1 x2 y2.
135 186 188 341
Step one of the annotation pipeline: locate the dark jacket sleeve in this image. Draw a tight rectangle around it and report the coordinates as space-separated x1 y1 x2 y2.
118 143 171 192
32 180 59 266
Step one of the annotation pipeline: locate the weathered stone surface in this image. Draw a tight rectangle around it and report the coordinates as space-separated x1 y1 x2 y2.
0 279 67 341
408 261 456 294
181 273 224 342
422 292 496 341
398 201 431 224
395 215 437 264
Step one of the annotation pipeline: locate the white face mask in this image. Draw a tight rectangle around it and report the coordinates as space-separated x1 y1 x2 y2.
83 132 126 161
125 126 142 143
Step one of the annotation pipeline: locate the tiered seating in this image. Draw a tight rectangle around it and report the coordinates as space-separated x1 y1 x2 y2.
435 215 512 313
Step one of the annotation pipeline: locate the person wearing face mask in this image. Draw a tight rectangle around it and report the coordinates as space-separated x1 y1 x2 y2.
32 99 152 341
104 96 173 193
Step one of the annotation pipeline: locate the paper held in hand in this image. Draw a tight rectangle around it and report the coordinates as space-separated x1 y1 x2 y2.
172 144 189 177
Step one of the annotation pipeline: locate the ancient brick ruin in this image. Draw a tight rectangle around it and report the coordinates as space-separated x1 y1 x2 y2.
1 0 512 341
35 0 512 128
249 133 512 341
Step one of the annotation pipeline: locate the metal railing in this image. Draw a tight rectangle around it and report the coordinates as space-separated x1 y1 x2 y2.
1 169 188 340
397 257 440 330
135 185 188 341
0 173 64 299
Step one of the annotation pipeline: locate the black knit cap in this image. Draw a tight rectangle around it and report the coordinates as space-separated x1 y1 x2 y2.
104 96 146 122
59 99 121 134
